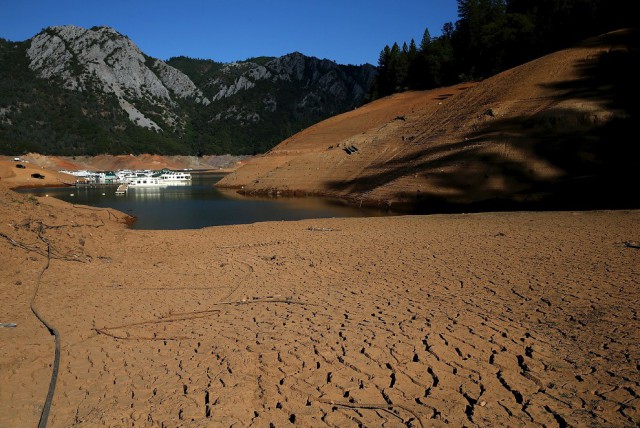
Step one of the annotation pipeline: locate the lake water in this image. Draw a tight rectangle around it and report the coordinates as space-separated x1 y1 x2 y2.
18 173 393 229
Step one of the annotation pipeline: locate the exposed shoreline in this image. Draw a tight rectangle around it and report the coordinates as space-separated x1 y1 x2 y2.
218 181 640 216
1 182 638 427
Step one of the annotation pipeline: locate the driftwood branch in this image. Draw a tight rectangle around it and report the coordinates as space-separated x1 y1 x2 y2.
94 296 315 341
307 227 340 232
72 204 127 223
0 230 88 263
317 398 424 428
32 218 105 229
93 329 191 341
217 240 290 249
0 232 46 256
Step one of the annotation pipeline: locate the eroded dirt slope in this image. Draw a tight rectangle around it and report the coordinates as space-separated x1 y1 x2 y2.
0 160 76 188
219 30 639 210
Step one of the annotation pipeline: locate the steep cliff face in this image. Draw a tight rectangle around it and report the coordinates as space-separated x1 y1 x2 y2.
26 26 208 132
205 53 372 104
0 25 375 156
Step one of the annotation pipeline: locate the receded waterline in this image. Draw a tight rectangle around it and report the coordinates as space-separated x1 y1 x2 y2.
17 173 395 230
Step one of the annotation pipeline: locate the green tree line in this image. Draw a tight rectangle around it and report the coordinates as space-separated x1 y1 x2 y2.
370 0 634 99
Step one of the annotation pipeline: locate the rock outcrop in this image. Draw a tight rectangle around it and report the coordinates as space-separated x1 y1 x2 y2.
26 25 208 132
205 52 373 109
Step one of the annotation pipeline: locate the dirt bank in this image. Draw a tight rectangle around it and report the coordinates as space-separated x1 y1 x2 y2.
2 154 249 174
219 30 640 212
0 160 76 188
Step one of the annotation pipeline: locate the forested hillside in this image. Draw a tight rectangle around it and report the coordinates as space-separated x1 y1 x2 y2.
0 38 182 155
0 26 374 156
167 53 375 156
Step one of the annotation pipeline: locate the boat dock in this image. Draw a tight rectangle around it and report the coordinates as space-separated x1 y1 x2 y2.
115 184 129 195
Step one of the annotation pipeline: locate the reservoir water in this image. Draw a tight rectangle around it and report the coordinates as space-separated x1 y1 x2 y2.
18 173 393 229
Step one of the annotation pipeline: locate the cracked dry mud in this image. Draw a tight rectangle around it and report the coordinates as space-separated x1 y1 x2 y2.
1 187 639 426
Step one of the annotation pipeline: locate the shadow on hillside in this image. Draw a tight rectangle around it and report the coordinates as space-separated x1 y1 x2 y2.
326 29 640 213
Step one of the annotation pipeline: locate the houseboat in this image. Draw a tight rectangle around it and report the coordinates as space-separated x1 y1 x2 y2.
126 169 192 187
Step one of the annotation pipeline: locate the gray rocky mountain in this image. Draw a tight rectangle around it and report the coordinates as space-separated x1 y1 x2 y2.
0 25 375 155
26 25 208 132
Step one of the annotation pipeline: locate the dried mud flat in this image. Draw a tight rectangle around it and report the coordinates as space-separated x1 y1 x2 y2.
0 185 639 427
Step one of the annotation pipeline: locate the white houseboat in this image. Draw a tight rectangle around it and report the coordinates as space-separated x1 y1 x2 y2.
126 169 192 187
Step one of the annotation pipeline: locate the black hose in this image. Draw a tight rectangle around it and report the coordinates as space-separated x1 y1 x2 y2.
29 241 60 428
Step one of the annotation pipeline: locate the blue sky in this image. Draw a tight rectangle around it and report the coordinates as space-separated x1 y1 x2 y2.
0 1 459 65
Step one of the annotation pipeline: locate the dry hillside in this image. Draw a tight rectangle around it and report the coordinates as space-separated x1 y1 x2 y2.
0 160 75 188
5 154 246 173
218 30 639 211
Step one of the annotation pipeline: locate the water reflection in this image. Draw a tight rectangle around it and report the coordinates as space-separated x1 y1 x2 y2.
18 173 394 229
127 188 170 200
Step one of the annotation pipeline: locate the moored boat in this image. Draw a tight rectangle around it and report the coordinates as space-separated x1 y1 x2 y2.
126 169 192 187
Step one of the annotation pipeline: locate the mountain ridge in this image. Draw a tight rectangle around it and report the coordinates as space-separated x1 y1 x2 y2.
0 25 376 156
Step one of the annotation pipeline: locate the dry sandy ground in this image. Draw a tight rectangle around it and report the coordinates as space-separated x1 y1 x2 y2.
0 160 76 188
1 183 638 427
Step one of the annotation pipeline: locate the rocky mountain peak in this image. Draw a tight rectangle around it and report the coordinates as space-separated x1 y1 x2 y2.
26 25 208 131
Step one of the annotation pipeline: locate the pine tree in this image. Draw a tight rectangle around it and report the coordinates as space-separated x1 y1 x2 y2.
372 45 394 98
419 28 432 52
388 42 401 92
409 39 418 59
